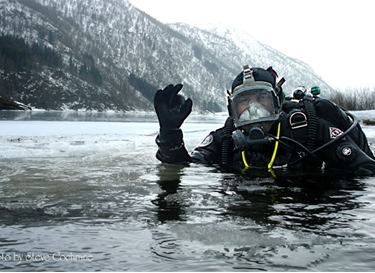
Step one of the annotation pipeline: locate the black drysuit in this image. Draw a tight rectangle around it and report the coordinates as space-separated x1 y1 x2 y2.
156 97 375 175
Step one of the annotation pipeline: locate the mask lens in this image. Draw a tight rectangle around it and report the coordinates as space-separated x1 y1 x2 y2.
231 87 277 127
238 100 271 122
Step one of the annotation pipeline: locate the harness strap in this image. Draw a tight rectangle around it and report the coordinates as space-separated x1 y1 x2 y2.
287 97 317 153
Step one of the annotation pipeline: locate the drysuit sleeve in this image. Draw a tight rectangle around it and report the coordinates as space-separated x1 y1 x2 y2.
155 129 192 164
190 128 226 165
155 127 227 165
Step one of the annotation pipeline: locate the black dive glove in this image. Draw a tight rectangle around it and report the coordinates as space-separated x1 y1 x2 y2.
154 84 193 133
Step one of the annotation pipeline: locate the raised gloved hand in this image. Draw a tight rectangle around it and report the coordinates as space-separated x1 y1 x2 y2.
154 84 193 131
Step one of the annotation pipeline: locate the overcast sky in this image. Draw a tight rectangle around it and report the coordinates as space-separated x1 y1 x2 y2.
129 0 375 89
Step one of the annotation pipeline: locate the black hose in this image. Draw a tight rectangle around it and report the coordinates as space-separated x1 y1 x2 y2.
311 111 358 154
221 117 234 165
268 112 359 167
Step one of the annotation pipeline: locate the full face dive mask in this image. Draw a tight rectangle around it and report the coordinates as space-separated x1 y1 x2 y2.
229 65 282 151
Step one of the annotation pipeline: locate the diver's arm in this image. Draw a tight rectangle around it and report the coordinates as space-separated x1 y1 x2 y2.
155 127 225 165
319 134 375 175
155 129 191 164
154 84 193 164
190 128 226 165
313 98 375 174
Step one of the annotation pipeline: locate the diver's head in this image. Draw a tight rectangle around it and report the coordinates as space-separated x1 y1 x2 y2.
228 65 283 133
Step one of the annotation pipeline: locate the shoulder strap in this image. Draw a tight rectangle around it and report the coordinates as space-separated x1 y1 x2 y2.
282 97 317 152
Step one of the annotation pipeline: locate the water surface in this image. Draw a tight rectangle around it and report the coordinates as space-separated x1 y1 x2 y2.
1 111 375 271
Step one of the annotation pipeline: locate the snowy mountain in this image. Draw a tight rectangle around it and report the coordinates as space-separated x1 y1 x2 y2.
0 0 335 112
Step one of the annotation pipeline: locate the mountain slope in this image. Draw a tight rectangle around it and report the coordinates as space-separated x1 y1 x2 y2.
0 0 334 112
169 23 334 97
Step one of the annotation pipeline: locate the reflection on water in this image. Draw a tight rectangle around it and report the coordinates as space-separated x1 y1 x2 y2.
150 164 375 271
1 111 375 271
152 165 186 223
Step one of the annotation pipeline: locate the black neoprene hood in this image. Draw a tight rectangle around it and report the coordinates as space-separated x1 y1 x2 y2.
231 67 276 92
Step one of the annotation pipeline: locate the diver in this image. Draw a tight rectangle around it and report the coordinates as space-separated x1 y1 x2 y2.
154 65 375 175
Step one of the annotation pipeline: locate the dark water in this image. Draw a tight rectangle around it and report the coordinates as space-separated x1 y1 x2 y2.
1 111 375 271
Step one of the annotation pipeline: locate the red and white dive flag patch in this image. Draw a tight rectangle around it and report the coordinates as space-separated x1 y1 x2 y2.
329 127 344 139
